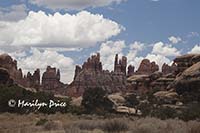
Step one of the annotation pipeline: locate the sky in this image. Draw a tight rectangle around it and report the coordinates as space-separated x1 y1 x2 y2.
0 0 200 83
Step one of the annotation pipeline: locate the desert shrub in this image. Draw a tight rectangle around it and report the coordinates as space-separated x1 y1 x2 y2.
68 105 85 115
187 121 200 133
125 93 139 107
151 106 177 120
102 119 129 133
180 103 200 121
43 120 63 131
35 118 48 126
81 87 113 114
75 120 103 131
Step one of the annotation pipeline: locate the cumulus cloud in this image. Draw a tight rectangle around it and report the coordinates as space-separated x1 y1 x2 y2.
29 0 125 10
152 42 181 57
168 36 182 44
99 40 125 71
189 45 200 54
0 4 27 21
17 48 75 83
0 10 122 53
127 41 144 64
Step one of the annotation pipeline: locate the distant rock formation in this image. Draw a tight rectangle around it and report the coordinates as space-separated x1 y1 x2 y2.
42 66 64 91
114 54 127 75
162 63 176 75
127 65 135 77
20 69 40 89
136 59 159 75
0 54 65 94
66 53 127 97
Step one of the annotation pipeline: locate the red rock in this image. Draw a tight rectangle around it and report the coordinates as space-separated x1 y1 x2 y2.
67 53 127 97
42 66 64 92
0 54 23 84
127 65 135 77
174 54 200 74
162 63 176 75
114 54 127 75
136 59 159 74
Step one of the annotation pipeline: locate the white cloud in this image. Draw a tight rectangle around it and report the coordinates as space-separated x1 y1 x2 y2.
152 42 181 57
0 10 123 53
0 4 27 21
99 40 125 71
127 41 144 65
168 36 182 44
189 45 200 54
17 48 75 83
29 0 125 10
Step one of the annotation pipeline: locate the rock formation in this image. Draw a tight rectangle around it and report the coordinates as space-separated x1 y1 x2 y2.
20 69 40 89
136 59 159 75
162 63 177 75
173 62 200 94
127 65 135 77
42 66 63 91
114 54 127 75
0 54 23 84
67 53 127 97
174 54 200 74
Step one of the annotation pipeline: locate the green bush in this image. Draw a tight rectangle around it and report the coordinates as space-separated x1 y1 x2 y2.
81 87 113 114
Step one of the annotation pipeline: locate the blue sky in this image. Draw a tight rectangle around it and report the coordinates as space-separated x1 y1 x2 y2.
0 0 200 83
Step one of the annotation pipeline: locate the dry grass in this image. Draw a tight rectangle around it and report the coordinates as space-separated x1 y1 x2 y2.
0 113 200 133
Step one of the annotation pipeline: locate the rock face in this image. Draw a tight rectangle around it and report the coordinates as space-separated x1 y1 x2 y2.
67 53 127 97
42 66 63 91
127 65 135 77
0 68 13 85
114 54 127 75
136 59 159 74
174 54 200 74
0 54 23 84
162 63 176 75
173 62 200 94
21 69 40 89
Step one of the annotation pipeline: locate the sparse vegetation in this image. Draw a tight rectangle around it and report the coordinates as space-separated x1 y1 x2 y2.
1 113 200 133
36 118 48 126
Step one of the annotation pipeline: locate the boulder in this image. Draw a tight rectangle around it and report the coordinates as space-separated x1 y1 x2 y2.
174 54 200 74
115 106 142 115
173 62 200 94
107 93 126 106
